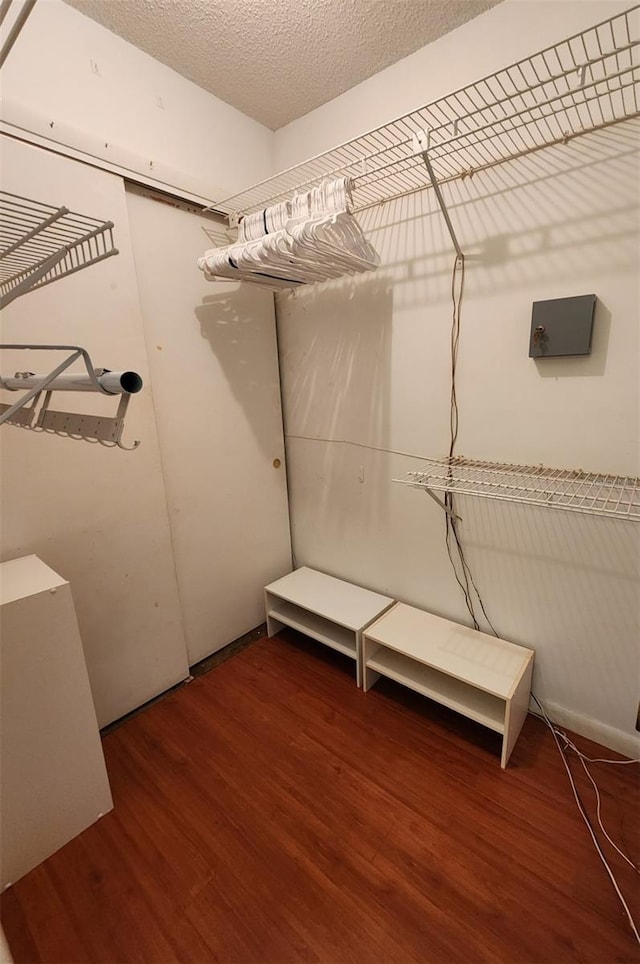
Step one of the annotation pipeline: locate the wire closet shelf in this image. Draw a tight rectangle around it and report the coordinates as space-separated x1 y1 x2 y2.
0 192 118 308
393 457 640 522
211 6 640 223
0 193 141 448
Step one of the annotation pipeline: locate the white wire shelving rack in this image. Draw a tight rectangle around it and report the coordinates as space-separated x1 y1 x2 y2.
393 457 640 522
0 193 142 448
0 345 143 449
210 6 639 224
0 192 118 308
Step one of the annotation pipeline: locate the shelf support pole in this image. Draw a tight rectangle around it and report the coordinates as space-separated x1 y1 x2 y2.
416 130 464 259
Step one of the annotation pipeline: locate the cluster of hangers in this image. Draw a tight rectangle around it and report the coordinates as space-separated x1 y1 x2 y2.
198 178 380 290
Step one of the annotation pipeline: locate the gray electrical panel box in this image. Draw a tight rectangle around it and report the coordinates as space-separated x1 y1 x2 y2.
529 293 596 357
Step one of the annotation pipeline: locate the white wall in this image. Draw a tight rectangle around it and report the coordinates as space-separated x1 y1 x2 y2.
273 0 640 755
0 0 273 202
0 137 190 727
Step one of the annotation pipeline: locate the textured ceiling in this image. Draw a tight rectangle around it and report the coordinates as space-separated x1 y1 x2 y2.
63 0 501 130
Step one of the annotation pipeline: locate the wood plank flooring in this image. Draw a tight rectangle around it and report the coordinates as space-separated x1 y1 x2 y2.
2 630 639 963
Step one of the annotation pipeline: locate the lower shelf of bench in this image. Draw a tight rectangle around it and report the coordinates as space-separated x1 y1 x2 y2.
366 647 505 733
267 600 357 659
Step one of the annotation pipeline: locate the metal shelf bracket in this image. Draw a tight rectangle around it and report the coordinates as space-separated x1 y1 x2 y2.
413 129 464 259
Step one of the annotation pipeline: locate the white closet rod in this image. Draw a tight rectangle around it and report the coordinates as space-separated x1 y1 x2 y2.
0 370 143 395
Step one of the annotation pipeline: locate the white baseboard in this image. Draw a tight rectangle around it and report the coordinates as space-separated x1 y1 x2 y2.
537 699 640 760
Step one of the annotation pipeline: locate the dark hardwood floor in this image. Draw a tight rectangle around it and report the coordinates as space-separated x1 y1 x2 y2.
2 630 639 963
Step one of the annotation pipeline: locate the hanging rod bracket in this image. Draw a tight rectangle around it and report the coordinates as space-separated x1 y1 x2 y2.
0 345 142 448
35 391 139 448
0 391 41 427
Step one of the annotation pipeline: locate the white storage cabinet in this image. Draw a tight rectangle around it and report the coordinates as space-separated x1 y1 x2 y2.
363 603 534 767
265 567 394 686
1 555 113 889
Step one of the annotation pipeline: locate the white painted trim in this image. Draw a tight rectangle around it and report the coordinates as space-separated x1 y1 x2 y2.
1 105 221 210
538 699 640 760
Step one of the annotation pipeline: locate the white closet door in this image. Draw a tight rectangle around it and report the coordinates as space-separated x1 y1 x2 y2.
0 138 190 727
126 188 292 665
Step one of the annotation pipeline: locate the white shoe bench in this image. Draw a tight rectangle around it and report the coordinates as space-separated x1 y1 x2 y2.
265 566 394 687
363 602 534 769
265 568 534 767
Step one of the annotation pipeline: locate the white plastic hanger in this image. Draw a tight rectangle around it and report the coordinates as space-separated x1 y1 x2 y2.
198 178 380 290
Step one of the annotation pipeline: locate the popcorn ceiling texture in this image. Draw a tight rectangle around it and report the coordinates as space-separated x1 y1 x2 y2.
62 0 501 130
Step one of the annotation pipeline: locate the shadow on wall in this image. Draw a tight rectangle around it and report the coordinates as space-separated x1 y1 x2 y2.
194 287 280 460
446 495 640 733
277 272 394 534
277 274 393 441
358 122 639 309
